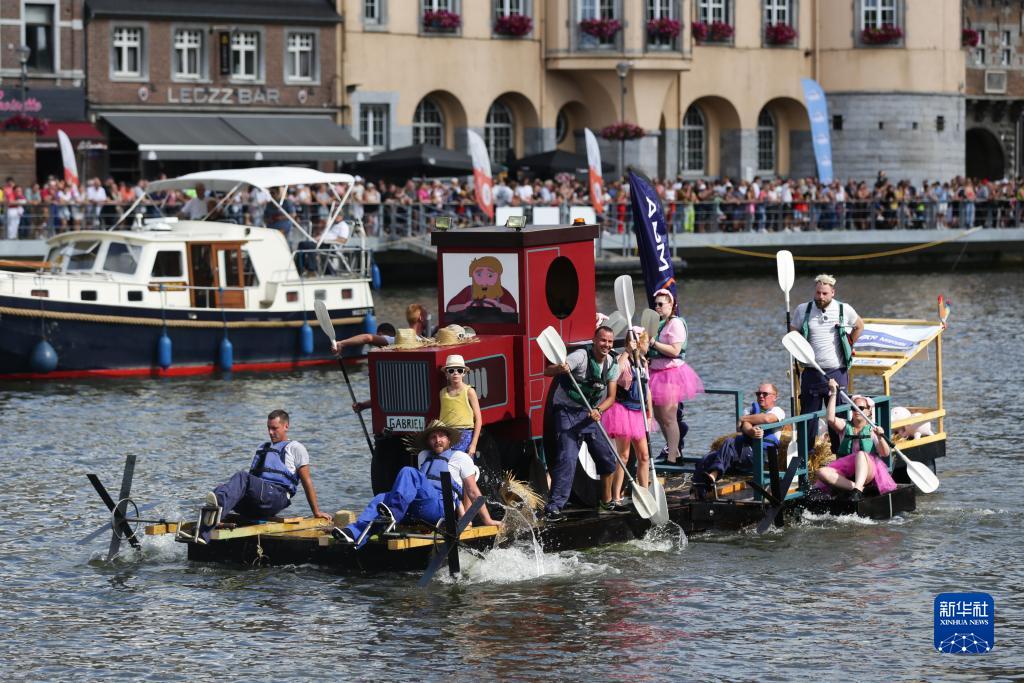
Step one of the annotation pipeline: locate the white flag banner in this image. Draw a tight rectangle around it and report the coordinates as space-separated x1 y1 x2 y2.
57 129 79 186
584 128 604 215
466 130 494 221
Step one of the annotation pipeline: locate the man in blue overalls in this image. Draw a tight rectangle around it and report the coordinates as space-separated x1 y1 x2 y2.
194 409 332 543
332 420 499 546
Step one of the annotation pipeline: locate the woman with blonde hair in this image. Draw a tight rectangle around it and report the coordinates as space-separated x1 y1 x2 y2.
601 328 653 506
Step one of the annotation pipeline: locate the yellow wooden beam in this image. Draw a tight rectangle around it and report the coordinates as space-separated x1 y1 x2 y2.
385 525 498 550
209 517 331 540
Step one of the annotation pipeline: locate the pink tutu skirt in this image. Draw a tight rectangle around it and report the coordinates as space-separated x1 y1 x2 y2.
815 452 898 495
602 403 649 441
649 363 704 405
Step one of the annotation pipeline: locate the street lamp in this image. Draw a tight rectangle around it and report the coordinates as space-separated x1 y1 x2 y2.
15 45 32 110
615 61 631 178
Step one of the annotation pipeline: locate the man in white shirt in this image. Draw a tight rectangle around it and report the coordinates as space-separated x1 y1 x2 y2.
693 383 786 498
332 420 498 545
178 183 212 220
85 178 107 228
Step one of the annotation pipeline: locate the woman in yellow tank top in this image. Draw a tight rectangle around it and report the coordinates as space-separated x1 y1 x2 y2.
438 354 482 457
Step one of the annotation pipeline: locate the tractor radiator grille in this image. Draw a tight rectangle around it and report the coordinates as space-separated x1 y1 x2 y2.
375 360 431 413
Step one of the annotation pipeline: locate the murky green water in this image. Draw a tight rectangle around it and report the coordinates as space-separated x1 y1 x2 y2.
1 270 1021 681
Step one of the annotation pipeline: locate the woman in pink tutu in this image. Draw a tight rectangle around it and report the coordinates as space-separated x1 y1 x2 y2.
602 328 653 504
648 288 704 465
815 378 897 501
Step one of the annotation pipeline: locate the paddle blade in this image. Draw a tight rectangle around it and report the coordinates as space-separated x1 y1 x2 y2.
650 475 669 525
640 309 659 338
630 483 658 520
896 451 940 493
313 300 336 342
417 496 486 587
782 331 824 374
578 442 599 480
537 326 568 365
605 311 628 338
614 275 634 323
776 250 795 294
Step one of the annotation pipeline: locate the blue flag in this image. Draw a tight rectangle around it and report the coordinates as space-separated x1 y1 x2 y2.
627 170 676 309
800 78 834 184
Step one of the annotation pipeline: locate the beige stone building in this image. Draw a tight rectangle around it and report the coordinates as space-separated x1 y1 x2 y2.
340 0 966 182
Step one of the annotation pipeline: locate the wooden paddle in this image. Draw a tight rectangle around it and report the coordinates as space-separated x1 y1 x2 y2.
640 309 660 339
536 326 658 520
776 250 798 416
314 300 375 457
782 331 940 494
605 310 629 338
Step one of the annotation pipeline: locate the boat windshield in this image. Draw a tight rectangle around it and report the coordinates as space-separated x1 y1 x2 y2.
64 241 102 271
102 242 142 275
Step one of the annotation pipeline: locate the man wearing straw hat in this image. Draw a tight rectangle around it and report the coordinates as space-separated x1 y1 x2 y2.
331 420 499 546
790 273 864 450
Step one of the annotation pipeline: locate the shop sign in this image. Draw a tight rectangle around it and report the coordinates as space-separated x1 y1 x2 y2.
165 87 281 105
0 90 43 113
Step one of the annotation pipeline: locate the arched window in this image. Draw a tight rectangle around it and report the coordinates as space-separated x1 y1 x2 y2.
412 98 445 147
757 108 776 173
485 100 515 165
555 108 569 144
680 105 705 174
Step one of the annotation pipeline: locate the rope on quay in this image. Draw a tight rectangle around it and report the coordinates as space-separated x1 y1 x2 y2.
706 227 983 261
0 306 363 329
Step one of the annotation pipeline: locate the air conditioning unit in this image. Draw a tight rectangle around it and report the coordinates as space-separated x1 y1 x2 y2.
985 70 1008 94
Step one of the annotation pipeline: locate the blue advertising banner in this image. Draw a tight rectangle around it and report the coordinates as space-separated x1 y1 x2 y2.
627 170 676 309
800 78 834 185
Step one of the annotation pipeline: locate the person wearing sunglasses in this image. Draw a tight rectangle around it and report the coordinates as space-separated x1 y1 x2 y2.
437 354 482 457
815 378 896 502
691 383 785 500
790 273 864 452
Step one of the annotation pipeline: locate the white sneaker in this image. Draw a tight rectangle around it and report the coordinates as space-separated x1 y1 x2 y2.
205 491 219 507
331 527 356 544
375 502 397 534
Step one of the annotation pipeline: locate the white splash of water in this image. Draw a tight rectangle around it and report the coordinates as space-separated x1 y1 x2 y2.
624 522 688 552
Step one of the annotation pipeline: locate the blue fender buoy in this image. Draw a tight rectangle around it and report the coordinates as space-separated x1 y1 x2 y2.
29 339 58 373
157 333 173 370
363 310 377 335
299 321 314 355
371 263 382 290
219 336 233 371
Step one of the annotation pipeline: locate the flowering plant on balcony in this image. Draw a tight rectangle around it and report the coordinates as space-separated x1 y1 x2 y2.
647 18 681 41
599 122 645 141
579 17 622 41
765 23 797 45
860 24 903 45
691 21 734 43
495 13 532 37
961 28 980 48
423 9 461 32
3 113 48 134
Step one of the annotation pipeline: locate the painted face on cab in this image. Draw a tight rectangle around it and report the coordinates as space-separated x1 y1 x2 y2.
592 328 615 359
428 430 451 454
814 283 835 310
472 267 498 286
267 417 289 443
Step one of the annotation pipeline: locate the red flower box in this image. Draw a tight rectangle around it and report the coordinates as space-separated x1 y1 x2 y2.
423 9 461 32
579 17 622 41
3 113 48 134
599 122 645 141
495 13 532 37
765 23 797 45
647 18 681 41
692 21 734 43
861 24 903 45
962 28 980 48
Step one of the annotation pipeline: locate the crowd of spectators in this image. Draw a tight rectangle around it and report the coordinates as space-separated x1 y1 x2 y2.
3 170 1023 240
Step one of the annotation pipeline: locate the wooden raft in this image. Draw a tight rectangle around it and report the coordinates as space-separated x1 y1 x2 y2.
317 524 499 550
146 514 344 540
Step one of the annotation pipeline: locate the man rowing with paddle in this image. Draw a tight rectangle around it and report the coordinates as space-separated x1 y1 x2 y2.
542 325 621 523
790 273 863 450
193 410 332 544
331 420 499 546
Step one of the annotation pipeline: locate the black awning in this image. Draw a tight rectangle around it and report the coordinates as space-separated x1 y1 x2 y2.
102 113 370 161
507 149 615 176
85 0 342 24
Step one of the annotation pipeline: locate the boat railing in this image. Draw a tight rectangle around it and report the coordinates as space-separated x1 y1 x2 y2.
286 244 371 281
688 388 892 503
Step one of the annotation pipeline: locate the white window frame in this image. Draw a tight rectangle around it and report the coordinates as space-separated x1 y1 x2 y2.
698 0 730 24
1001 48 1012 67
111 25 145 80
975 47 986 66
495 0 527 18
172 28 204 81
364 0 387 27
577 0 622 49
360 104 390 149
646 0 679 49
757 108 776 173
412 98 445 147
22 1 59 74
680 105 706 175
860 0 897 30
485 100 515 165
1001 30 1011 46
764 0 791 26
230 30 262 82
284 30 318 84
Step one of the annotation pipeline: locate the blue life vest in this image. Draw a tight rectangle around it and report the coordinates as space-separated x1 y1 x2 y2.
420 449 463 503
838 423 876 456
616 363 647 411
249 440 299 496
748 401 780 448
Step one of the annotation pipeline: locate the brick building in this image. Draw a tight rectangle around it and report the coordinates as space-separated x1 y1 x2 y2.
964 0 1024 179
83 0 366 179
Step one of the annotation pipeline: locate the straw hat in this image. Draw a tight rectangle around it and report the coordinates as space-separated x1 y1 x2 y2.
384 328 428 350
443 354 467 370
434 324 477 346
407 419 463 453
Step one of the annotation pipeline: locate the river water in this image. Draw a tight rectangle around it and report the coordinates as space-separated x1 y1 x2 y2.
1 270 1021 681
